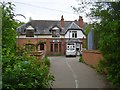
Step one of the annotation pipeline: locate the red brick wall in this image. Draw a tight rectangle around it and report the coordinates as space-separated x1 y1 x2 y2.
16 37 86 56
16 38 65 55
82 50 103 67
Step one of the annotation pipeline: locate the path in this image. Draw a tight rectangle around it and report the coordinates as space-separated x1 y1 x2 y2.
49 56 111 88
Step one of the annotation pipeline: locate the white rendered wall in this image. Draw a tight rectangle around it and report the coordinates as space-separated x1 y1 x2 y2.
65 30 86 39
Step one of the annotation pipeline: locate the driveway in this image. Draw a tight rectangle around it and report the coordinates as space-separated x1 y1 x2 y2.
49 56 111 88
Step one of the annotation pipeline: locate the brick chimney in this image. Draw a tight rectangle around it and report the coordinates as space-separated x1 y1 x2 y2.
78 16 84 28
60 15 64 28
74 20 77 24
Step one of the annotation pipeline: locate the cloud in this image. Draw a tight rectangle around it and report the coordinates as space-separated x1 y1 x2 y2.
6 0 90 23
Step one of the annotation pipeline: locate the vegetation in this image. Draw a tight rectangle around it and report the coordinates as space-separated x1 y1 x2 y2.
3 52 54 89
79 56 84 63
2 2 54 89
91 2 120 88
0 4 2 89
96 58 107 74
42 56 51 67
73 1 120 88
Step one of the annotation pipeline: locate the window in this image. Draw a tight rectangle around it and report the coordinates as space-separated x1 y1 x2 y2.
54 44 58 52
26 30 34 37
51 44 53 52
51 43 59 52
52 30 57 37
52 30 60 37
72 31 77 38
59 43 61 52
40 44 44 50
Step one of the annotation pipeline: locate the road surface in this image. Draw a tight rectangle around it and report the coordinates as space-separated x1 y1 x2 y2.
49 56 111 88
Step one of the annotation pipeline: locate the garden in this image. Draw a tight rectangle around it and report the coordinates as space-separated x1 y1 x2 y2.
2 2 54 89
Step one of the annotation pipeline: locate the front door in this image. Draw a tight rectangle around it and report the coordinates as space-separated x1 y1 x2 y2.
76 43 80 55
40 43 44 50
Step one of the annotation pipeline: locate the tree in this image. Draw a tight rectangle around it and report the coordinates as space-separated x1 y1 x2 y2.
92 2 120 87
0 3 2 90
73 1 120 87
2 2 22 53
2 2 54 89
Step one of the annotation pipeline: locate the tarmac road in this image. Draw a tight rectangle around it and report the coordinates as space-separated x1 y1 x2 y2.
49 56 111 88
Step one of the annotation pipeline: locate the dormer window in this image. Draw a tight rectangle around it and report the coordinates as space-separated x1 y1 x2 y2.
26 26 35 37
52 30 57 37
51 26 60 37
26 30 34 37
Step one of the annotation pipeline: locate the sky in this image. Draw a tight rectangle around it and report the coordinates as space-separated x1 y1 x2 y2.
3 0 92 23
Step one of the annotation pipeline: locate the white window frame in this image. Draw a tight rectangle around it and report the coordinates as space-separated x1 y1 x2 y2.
72 31 77 38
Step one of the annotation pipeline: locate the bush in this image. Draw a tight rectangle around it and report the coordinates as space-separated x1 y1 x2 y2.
2 51 54 89
43 56 50 67
89 2 120 88
96 59 107 74
107 64 120 88
79 56 84 63
2 2 54 89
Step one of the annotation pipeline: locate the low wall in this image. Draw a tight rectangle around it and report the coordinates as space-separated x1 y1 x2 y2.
30 51 44 60
82 50 103 67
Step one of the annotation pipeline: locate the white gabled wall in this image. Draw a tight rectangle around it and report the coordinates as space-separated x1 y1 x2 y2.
65 30 86 39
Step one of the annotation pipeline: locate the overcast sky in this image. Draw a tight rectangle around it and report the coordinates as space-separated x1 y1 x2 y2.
4 0 92 23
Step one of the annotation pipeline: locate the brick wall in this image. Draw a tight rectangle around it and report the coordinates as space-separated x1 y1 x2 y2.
16 38 65 55
82 50 103 67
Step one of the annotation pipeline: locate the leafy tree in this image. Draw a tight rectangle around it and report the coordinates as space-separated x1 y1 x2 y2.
92 2 120 87
2 2 22 53
2 2 54 89
2 2 24 70
73 1 120 87
0 3 2 90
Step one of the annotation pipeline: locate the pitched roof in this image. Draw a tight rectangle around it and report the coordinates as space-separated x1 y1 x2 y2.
17 20 85 35
67 22 81 30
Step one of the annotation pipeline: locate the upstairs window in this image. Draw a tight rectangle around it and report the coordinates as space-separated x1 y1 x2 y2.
26 30 34 37
51 26 60 37
26 26 35 37
72 31 77 38
52 30 57 37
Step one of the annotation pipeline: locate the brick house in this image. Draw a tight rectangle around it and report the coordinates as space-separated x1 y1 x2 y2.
16 16 86 55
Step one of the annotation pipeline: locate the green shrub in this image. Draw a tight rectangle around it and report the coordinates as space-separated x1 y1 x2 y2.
107 64 120 88
89 2 120 88
96 59 107 74
2 51 54 89
43 56 50 67
79 56 84 63
2 2 54 89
